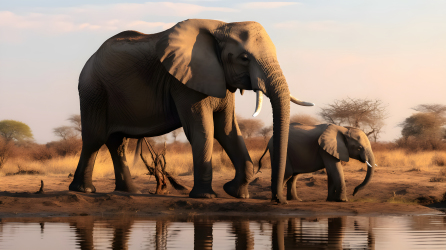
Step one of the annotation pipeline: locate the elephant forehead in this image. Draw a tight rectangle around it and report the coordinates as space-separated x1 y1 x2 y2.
218 22 276 54
351 131 371 147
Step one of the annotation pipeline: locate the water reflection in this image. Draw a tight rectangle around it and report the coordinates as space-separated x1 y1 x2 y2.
1 215 446 250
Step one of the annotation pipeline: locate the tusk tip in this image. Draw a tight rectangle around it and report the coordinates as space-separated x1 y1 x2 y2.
305 102 315 106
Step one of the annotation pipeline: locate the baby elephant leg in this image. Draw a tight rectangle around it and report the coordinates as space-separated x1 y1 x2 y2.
325 163 348 202
286 175 302 201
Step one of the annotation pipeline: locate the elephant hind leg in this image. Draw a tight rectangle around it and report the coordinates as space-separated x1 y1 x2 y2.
286 175 301 201
106 133 141 193
69 142 102 193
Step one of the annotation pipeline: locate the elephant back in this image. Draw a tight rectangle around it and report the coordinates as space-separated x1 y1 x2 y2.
287 124 328 173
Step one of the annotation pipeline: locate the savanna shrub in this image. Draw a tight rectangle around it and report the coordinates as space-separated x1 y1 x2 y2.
395 136 446 152
29 144 56 162
370 142 398 151
47 138 82 156
431 154 446 166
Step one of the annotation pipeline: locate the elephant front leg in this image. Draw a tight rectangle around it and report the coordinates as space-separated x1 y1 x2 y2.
183 112 217 199
69 144 101 193
324 158 348 202
214 112 253 199
326 174 337 201
106 134 141 193
188 134 217 198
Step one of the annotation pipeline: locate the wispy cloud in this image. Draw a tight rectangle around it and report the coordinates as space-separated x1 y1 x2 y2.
0 2 237 42
274 20 360 32
238 2 300 9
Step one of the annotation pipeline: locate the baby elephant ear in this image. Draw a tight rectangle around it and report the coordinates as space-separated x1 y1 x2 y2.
318 124 349 162
156 19 227 98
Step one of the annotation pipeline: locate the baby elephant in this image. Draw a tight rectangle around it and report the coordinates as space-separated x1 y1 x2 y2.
259 123 376 202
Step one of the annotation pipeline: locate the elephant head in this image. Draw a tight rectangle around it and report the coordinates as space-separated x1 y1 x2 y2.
318 124 375 196
156 19 313 203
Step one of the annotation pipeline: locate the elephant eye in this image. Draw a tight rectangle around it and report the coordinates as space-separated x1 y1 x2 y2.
240 53 249 62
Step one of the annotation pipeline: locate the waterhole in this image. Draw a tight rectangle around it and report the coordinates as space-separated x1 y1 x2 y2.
0 215 445 249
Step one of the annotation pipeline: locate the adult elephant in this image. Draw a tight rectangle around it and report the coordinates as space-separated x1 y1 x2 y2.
69 19 313 202
259 123 376 202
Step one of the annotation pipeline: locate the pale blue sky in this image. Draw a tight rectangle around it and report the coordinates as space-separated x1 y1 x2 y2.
1 1 445 143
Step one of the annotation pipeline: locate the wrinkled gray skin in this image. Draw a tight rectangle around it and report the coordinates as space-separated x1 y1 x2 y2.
260 123 375 202
69 19 306 202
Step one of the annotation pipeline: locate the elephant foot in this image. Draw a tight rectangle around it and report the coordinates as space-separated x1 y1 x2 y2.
114 184 142 194
326 198 348 202
272 195 288 204
69 181 96 193
189 187 217 198
287 195 302 201
223 180 249 199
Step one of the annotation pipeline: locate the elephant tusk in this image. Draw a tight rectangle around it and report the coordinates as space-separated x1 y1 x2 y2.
239 89 245 95
290 94 315 106
366 161 373 168
252 90 263 117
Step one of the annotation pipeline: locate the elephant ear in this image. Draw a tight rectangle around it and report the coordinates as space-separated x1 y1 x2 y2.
318 124 349 162
156 19 227 98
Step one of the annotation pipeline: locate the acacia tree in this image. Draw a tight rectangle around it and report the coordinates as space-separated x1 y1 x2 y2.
0 120 34 142
259 125 273 141
413 104 446 116
400 104 446 139
53 114 82 140
68 114 82 133
318 97 387 141
53 126 77 140
237 116 264 138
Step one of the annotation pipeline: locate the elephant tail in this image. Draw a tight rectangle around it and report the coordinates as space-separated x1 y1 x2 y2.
257 146 269 174
132 138 143 168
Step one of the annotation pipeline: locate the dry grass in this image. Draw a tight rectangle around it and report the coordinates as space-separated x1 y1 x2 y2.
0 147 237 178
432 153 446 166
387 196 418 204
1 142 445 183
353 149 446 171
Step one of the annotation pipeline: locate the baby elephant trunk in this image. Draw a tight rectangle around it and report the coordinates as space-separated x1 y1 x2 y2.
353 149 375 196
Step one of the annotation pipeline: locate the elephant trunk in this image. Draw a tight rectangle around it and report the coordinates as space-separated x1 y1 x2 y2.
353 149 375 196
260 58 290 204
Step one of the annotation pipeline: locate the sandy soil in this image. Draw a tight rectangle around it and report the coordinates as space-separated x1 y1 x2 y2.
1 167 445 218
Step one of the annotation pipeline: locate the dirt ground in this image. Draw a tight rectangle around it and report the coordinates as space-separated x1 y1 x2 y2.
1 167 445 218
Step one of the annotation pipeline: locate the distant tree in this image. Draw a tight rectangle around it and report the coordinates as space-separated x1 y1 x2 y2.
171 128 183 142
400 104 446 140
68 114 82 133
290 114 320 125
259 125 273 141
238 116 264 138
413 104 446 117
53 126 77 140
0 137 14 169
319 97 387 141
0 120 34 142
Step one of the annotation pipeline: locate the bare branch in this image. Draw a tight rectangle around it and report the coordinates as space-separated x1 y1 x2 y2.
318 97 388 141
